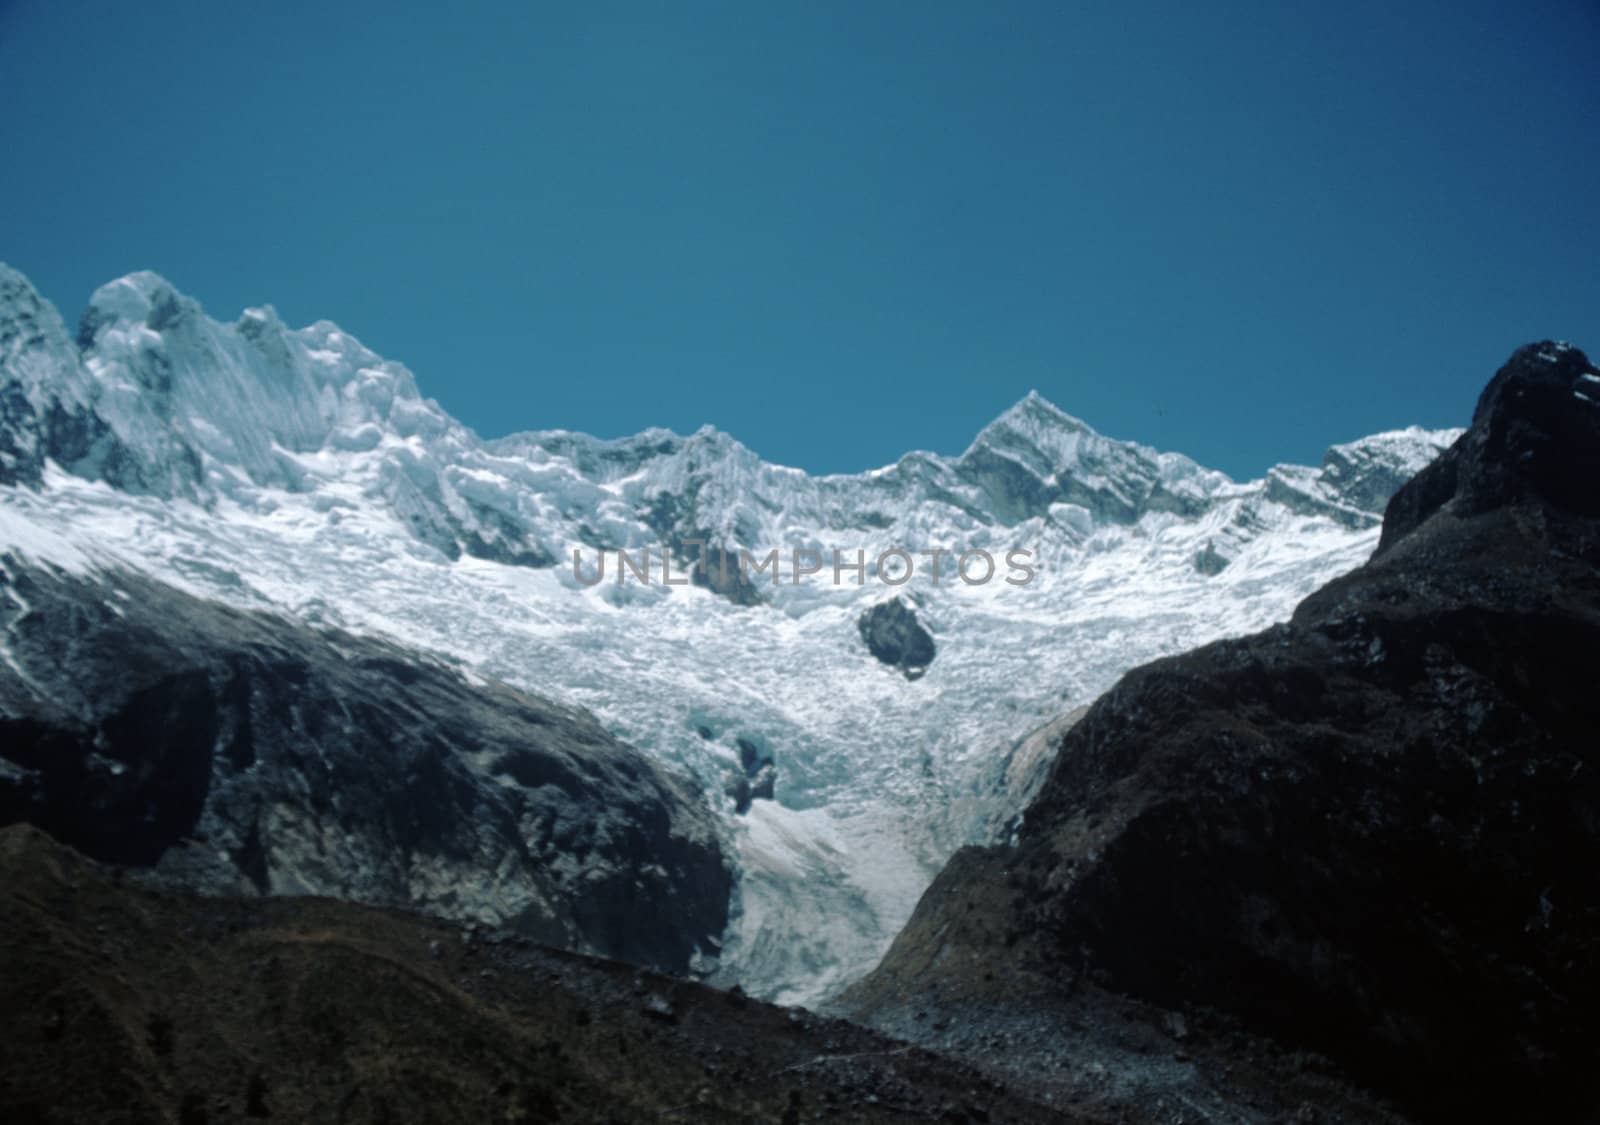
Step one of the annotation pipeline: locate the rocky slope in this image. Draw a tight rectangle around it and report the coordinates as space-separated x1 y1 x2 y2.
0 558 729 976
0 824 1078 1125
841 342 1600 1122
0 262 1459 1002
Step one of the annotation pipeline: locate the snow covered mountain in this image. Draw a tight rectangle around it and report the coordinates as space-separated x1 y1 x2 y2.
0 263 1459 1004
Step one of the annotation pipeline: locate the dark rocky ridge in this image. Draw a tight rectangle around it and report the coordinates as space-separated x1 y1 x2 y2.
1377 340 1600 550
0 558 730 975
844 343 1600 1123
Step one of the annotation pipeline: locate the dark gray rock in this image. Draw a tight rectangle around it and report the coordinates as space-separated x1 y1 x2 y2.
725 737 777 814
1192 539 1229 576
640 492 766 607
688 544 766 606
1378 340 1600 550
857 597 935 679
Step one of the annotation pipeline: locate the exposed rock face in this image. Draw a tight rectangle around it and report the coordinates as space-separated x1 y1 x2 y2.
1192 538 1228 576
724 737 777 814
690 542 769 606
980 706 1088 845
1316 427 1452 516
638 493 769 607
857 597 936 678
0 560 730 975
846 343 1600 1122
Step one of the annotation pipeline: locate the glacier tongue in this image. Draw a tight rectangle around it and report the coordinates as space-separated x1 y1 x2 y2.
0 264 1461 1005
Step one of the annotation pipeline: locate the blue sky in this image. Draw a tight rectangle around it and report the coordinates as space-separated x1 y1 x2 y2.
3 1 1595 478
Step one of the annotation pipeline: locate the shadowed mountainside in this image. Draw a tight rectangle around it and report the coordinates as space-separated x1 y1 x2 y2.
0 561 729 975
843 342 1600 1123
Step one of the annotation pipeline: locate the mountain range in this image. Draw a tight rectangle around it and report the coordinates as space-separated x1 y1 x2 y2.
1 263 1458 1004
5 261 1598 1120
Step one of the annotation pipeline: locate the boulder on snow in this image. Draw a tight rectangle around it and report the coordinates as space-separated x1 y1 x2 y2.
857 597 935 679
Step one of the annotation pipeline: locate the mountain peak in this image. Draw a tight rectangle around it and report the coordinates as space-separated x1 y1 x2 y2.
962 390 1099 468
0 261 35 291
986 388 1090 432
0 263 73 378
1378 341 1600 553
79 270 199 347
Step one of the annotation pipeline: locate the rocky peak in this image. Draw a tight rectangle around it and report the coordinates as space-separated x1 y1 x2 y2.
0 264 199 495
1315 426 1463 514
964 389 1095 460
0 264 90 407
77 270 199 347
1378 340 1600 554
955 392 1179 525
961 390 1129 481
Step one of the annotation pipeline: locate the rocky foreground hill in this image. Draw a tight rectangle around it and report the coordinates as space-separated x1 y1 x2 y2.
0 823 1084 1125
840 342 1600 1122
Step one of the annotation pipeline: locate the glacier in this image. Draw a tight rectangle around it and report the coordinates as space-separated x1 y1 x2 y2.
0 263 1460 1004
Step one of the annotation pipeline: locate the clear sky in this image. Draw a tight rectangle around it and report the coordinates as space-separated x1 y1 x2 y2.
3 1 1595 478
